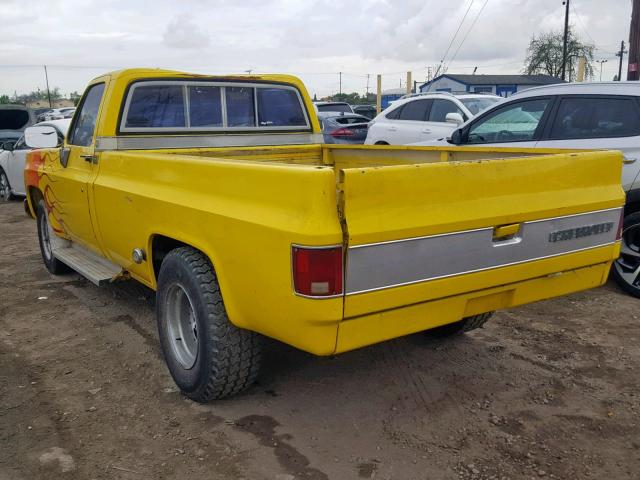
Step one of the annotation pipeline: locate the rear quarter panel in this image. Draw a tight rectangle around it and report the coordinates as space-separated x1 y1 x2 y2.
91 151 344 354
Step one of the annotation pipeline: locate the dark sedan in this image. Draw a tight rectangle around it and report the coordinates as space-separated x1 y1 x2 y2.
317 112 370 144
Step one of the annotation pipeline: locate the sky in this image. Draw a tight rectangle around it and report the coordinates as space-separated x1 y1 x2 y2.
0 0 633 99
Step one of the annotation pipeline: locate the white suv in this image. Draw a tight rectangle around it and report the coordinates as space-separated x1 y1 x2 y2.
365 92 501 145
413 82 640 298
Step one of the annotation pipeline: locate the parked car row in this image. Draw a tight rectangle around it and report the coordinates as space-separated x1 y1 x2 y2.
36 107 75 122
313 93 501 145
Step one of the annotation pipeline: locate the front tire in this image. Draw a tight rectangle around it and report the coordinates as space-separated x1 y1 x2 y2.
427 312 493 337
36 200 70 274
156 247 262 402
0 169 14 202
612 212 640 298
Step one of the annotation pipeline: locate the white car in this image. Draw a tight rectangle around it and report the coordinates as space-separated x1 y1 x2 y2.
365 92 501 145
0 119 71 200
38 108 76 122
412 81 640 297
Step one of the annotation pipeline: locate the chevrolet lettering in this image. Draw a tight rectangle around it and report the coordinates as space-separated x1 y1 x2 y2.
549 222 615 243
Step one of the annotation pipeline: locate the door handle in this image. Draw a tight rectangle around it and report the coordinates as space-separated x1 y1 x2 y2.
422 129 432 134
623 156 637 164
80 154 97 164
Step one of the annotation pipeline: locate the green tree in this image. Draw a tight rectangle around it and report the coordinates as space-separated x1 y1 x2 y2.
69 91 82 106
14 87 63 105
0 94 11 104
331 92 372 105
524 30 594 80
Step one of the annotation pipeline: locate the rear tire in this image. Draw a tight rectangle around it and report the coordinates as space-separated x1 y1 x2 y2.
375 141 389 145
36 200 71 275
612 211 640 298
156 247 262 402
427 312 493 337
0 169 14 202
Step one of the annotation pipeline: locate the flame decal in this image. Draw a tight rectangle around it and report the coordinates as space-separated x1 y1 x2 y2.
25 149 69 236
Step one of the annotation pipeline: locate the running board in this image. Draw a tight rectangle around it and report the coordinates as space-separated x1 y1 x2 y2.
53 243 123 286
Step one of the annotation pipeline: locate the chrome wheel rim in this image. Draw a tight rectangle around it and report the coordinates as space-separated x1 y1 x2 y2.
165 284 199 369
614 223 640 290
0 173 8 201
40 209 53 261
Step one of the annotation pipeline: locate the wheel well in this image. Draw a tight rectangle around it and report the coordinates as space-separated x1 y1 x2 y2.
375 141 389 145
26 187 43 218
150 235 188 282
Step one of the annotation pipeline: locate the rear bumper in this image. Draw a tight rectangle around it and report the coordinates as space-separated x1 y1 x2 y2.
334 261 612 354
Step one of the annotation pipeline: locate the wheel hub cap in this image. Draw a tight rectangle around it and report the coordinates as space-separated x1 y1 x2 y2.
165 284 199 369
614 224 640 288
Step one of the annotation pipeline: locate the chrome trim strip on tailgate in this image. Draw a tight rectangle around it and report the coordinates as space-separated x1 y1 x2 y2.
345 208 621 295
95 133 324 151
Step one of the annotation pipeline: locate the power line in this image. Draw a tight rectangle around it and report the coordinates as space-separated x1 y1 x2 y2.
570 1 597 46
433 0 476 78
447 0 490 68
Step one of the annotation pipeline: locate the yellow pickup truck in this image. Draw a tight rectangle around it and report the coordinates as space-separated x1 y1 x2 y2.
23 69 624 402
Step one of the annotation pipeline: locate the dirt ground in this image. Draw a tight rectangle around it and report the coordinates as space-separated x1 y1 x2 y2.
1 200 639 480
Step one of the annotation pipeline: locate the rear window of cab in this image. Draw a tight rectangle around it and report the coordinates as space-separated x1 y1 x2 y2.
120 81 310 132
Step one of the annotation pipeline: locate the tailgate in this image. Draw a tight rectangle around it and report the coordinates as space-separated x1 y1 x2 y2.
339 151 624 318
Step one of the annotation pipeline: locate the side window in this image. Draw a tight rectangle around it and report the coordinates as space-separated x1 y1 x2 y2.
257 88 306 127
549 97 640 139
385 106 403 120
398 99 431 121
69 83 105 147
226 87 255 127
189 86 222 127
428 99 464 122
125 85 185 128
467 98 551 144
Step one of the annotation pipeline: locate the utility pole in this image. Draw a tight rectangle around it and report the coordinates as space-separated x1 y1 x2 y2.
366 73 370 97
597 59 608 81
376 74 382 114
616 41 627 81
628 0 640 80
44 65 52 108
561 0 570 81
339 71 342 95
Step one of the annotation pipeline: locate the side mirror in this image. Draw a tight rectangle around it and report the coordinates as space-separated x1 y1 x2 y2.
1 142 14 152
25 126 59 149
445 112 464 125
449 128 463 145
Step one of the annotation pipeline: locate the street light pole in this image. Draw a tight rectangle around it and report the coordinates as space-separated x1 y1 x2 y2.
597 59 608 81
561 0 570 81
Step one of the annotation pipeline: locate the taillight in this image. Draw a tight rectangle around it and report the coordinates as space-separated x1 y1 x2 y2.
292 245 343 297
330 128 355 138
616 209 625 240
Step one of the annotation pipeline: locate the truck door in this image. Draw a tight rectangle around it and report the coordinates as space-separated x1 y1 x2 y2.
53 80 107 252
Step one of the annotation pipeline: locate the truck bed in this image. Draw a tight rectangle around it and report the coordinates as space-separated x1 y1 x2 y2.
86 144 625 354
